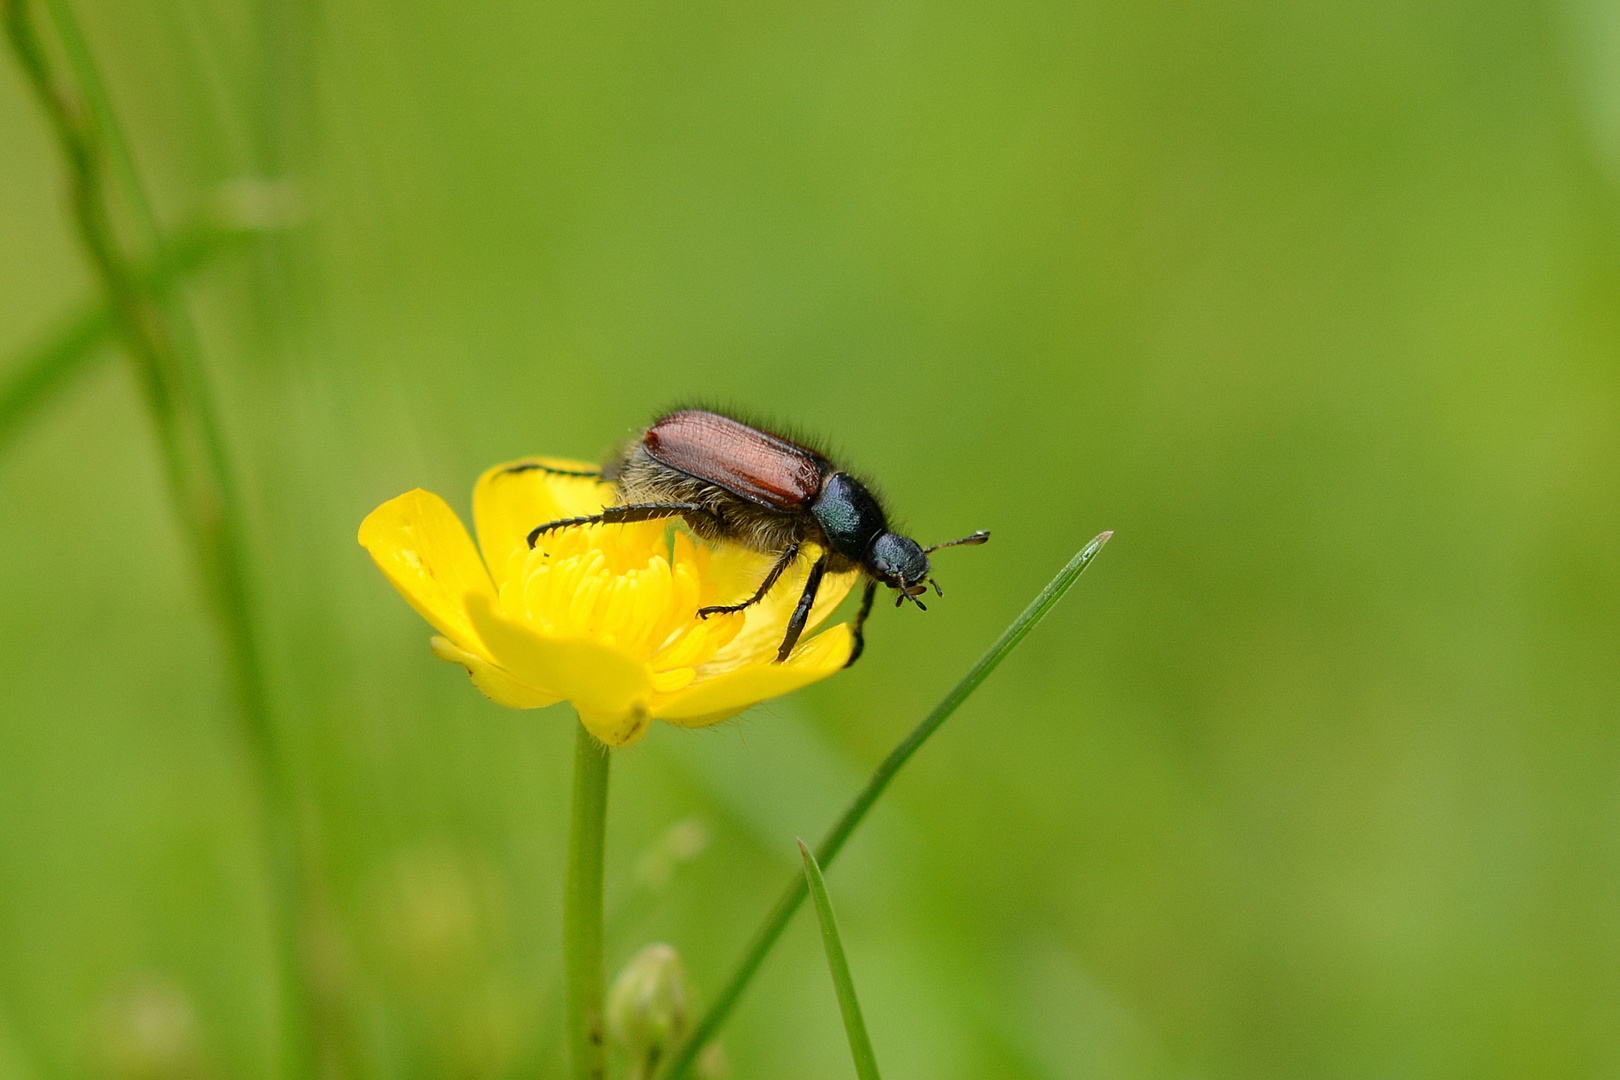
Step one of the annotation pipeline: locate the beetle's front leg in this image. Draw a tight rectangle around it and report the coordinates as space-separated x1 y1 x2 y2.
774 553 828 662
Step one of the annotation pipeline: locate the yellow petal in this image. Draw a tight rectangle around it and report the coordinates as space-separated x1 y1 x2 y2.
464 592 653 721
654 624 854 726
430 636 560 709
473 457 616 588
702 543 779 607
359 489 497 651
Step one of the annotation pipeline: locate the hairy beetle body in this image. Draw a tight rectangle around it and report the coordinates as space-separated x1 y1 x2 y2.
605 412 825 560
640 410 824 509
531 409 988 665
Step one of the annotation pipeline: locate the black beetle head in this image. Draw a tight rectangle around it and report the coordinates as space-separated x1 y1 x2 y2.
868 532 931 601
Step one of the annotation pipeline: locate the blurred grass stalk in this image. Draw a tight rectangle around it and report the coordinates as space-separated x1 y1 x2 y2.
0 223 253 453
799 841 882 1080
1 3 315 1078
660 531 1113 1080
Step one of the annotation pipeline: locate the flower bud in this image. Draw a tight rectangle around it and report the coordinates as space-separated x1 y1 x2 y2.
606 943 693 1079
633 818 710 892
695 1039 730 1080
94 976 207 1080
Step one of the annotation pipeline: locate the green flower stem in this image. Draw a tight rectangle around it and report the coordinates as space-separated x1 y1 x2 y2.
565 721 612 1080
660 531 1113 1080
799 841 882 1080
2 5 311 1078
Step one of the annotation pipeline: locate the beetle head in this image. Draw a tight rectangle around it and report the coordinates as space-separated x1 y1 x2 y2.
868 532 932 607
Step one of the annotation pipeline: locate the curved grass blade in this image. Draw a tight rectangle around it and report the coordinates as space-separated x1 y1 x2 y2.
3 4 310 1076
799 840 882 1080
660 531 1113 1079
0 304 112 453
38 0 161 252
0 224 246 454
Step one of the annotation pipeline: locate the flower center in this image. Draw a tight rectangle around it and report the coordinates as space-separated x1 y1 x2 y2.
501 521 744 692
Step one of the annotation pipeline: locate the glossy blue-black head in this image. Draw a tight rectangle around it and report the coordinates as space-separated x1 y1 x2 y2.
868 532 931 599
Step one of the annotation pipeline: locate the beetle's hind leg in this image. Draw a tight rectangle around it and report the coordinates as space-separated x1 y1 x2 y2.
526 501 705 548
843 579 879 668
697 543 801 619
503 460 602 478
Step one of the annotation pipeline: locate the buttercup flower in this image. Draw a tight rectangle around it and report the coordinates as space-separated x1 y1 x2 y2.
359 458 857 746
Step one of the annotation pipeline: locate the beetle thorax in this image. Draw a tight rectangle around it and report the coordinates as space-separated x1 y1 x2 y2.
810 473 889 563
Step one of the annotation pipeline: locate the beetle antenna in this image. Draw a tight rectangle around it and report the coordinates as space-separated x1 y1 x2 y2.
930 578 943 597
924 530 990 554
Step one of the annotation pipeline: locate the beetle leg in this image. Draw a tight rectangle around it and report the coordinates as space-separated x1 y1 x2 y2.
526 501 705 548
775 553 829 662
502 460 602 478
697 542 800 618
843 578 879 668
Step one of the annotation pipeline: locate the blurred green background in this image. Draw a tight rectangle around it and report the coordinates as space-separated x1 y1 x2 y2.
3 0 1619 1077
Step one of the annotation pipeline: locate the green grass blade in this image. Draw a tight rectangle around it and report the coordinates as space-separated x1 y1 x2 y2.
0 224 244 454
38 0 161 253
660 531 1113 1079
0 303 112 453
3 0 276 773
799 840 882 1080
3 5 309 1076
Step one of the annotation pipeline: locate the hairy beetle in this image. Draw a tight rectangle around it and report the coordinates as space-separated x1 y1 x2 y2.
518 409 988 665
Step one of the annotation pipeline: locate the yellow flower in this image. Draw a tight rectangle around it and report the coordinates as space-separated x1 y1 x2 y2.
358 457 857 746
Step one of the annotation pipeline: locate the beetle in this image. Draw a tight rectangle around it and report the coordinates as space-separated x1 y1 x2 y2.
515 409 989 665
